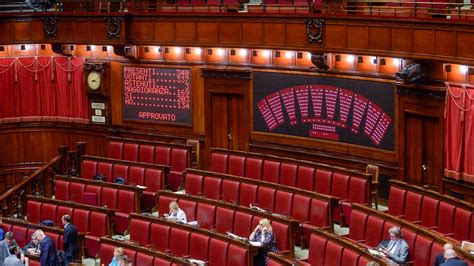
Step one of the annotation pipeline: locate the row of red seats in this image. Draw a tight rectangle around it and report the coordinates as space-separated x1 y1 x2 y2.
210 148 372 224
81 155 168 207
347 204 474 265
184 169 336 230
388 180 474 242
156 191 296 252
99 237 189 266
55 176 141 234
26 197 112 257
107 137 191 191
268 228 385 266
129 214 252 266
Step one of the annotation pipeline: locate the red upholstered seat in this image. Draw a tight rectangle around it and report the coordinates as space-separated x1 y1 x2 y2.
270 221 289 251
56 206 73 225
85 185 102 207
99 243 116 266
324 241 343 266
155 146 171 166
342 248 360 265
307 234 326 266
233 212 253 238
27 200 42 224
41 203 58 221
113 164 129 183
401 228 417 255
470 215 474 241
130 219 150 246
382 220 398 240
404 191 423 222
245 157 263 179
203 176 222 200
292 194 311 222
145 168 163 192
169 228 190 257
128 166 145 186
189 233 210 261
85 212 109 257
364 216 385 247
388 186 406 216
81 160 97 180
358 256 370 266
157 195 177 216
262 160 280 184
348 209 368 242
296 166 315 191
72 208 90 232
274 190 293 217
227 244 248 266
150 223 170 252
97 162 113 182
117 190 136 213
221 179 240 203
138 145 155 163
11 226 27 247
429 243 444 266
44 231 60 250
348 177 368 204
123 143 139 161
314 169 332 195
108 141 123 159
228 155 245 176
101 187 118 209
279 163 297 187
436 202 456 235
453 208 471 241
170 148 188 173
210 153 228 173
331 173 350 200
239 183 258 207
310 198 330 227
136 252 154 266
208 238 229 266
215 207 235 234
173 199 195 220
196 203 216 229
153 258 172 266
257 186 276 212
412 236 433 266
69 182 85 204
420 197 440 228
55 180 69 201
184 173 204 196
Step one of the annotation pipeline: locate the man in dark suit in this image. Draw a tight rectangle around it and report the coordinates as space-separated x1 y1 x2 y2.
61 214 79 265
441 249 468 266
35 229 59 266
434 243 454 266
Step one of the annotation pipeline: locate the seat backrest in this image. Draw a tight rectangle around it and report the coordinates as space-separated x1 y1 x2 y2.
85 185 102 206
348 209 368 241
72 208 90 232
203 176 222 200
257 186 276 212
81 160 97 180
307 234 326 266
150 223 170 252
136 252 154 266
170 148 189 172
291 194 311 222
55 180 69 201
227 244 248 266
239 183 258 207
41 203 58 223
404 191 423 222
155 146 171 166
27 200 42 224
279 163 297 187
262 160 280 184
189 233 210 261
101 187 118 209
210 153 228 173
123 143 139 161
429 243 444 266
89 211 109 237
270 221 289 251
331 173 350 200
196 203 216 229
388 186 406 216
221 179 240 203
177 199 197 221
208 238 228 266
184 173 204 196
310 198 330 227
99 243 116 266
69 182 85 204
138 144 155 164
130 219 151 246
11 225 27 247
401 228 417 256
245 157 263 180
365 216 385 247
315 169 332 195
412 236 433 266
341 248 360 266
274 190 293 217
366 164 379 183
108 141 123 159
113 164 129 183
233 212 253 237
453 208 472 241
228 155 246 177
436 202 456 235
144 168 163 192
118 190 136 214
56 206 73 225
128 166 145 186
157 195 177 216
420 196 440 228
97 162 113 182
169 228 190 257
296 165 315 191
324 241 343 266
348 177 369 204
215 207 235 234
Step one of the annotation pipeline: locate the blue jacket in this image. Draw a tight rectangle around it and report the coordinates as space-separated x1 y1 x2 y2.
40 236 58 266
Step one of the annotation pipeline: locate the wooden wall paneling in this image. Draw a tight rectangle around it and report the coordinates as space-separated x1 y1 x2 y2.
390 27 412 53
110 61 124 126
219 21 241 44
13 21 32 42
0 22 13 42
175 21 196 43
30 21 44 42
57 20 75 41
197 21 218 44
263 22 286 46
241 22 264 45
75 20 92 41
457 31 474 59
192 66 205 135
154 21 175 42
347 25 369 50
285 22 307 46
435 30 457 57
324 24 347 49
369 26 390 51
133 20 156 41
413 29 435 56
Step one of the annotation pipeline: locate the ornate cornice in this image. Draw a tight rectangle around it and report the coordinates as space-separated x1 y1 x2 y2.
84 62 107 75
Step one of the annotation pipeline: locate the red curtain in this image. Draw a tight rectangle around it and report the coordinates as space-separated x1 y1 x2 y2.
0 56 88 123
444 83 474 183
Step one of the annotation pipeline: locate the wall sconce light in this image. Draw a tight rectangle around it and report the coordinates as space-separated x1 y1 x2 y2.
445 64 451 72
335 54 341 62
380 58 386 65
460 65 468 74
357 56 363 64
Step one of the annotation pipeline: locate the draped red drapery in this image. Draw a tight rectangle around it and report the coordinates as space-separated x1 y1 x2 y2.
444 83 474 183
0 56 88 123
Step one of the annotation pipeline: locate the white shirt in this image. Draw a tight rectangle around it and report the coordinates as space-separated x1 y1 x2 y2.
169 209 187 223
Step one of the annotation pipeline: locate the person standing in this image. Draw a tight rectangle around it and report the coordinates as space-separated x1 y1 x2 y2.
35 230 59 266
62 215 79 265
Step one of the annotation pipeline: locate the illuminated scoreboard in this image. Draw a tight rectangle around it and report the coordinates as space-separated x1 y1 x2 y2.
123 66 192 125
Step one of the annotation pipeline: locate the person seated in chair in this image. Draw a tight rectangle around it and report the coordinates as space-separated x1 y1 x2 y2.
0 232 19 263
4 246 28 266
434 243 455 266
249 218 279 266
109 247 124 266
377 226 409 266
21 233 39 255
440 249 467 266
164 201 187 223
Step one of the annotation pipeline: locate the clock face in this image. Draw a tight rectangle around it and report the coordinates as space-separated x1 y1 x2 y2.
87 71 101 91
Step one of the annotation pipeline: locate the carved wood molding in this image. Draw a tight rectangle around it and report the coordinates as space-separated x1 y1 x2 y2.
305 18 324 43
105 16 122 39
201 69 251 80
396 86 445 100
84 62 107 75
43 16 57 38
